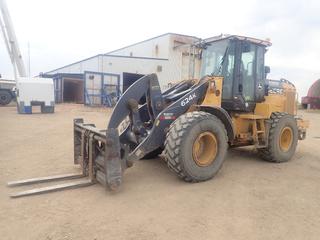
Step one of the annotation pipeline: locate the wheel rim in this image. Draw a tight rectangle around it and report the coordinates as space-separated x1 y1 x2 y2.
1 95 7 101
279 126 293 152
192 131 218 167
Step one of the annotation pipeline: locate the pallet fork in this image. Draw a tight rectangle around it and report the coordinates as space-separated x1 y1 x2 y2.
8 119 122 198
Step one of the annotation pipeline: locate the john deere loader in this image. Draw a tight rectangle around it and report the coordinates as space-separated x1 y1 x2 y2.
8 35 308 197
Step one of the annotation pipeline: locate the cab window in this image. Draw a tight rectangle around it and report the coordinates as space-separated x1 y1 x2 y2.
241 43 255 101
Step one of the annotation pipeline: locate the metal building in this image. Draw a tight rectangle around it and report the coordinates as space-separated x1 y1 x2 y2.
44 33 201 106
301 79 320 109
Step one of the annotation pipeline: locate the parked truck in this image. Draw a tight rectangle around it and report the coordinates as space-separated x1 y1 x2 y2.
0 77 15 105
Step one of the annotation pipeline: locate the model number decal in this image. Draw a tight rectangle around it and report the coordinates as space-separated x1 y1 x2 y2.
181 93 196 106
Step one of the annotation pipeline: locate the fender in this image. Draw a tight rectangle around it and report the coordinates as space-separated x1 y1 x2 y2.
197 105 235 143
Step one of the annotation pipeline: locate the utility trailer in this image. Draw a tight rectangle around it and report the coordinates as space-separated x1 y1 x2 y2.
16 77 55 114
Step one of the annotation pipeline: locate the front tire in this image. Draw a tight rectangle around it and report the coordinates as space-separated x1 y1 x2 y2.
164 111 228 182
258 112 298 163
0 90 12 105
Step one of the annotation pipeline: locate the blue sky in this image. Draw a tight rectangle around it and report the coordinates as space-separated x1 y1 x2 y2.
1 0 319 96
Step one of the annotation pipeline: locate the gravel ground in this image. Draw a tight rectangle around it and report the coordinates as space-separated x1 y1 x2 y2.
0 104 319 240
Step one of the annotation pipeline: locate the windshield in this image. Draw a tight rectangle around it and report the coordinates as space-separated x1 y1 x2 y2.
200 40 229 77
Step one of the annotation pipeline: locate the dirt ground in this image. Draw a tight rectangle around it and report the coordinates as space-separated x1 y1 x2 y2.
0 104 319 240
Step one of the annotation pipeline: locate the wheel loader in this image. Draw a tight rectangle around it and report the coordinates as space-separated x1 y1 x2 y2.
8 35 309 197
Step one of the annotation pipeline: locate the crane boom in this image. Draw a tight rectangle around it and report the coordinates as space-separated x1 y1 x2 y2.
0 0 27 79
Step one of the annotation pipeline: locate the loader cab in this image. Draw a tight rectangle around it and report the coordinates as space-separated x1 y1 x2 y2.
200 36 271 112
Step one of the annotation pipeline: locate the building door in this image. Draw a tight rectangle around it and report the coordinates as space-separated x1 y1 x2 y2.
102 74 120 107
84 71 120 106
53 77 62 103
62 78 84 103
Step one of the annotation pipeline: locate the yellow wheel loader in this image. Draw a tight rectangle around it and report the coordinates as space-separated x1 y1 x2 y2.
8 35 308 197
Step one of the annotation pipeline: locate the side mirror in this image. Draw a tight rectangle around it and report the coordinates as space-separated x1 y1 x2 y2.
265 66 270 74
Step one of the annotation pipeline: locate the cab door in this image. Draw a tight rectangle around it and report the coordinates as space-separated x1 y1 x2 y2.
238 41 266 111
221 40 266 112
240 42 256 104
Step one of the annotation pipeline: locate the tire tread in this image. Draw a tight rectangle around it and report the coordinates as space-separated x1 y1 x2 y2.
164 111 227 182
258 112 297 163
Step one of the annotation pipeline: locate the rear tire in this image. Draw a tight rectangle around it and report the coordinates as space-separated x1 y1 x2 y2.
258 112 298 163
0 90 12 105
164 111 228 182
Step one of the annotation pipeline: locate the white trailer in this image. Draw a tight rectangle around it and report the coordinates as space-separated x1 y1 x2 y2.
0 0 54 113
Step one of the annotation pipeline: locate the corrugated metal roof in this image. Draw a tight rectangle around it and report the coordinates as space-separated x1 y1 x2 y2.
41 73 84 79
307 79 320 97
44 54 102 74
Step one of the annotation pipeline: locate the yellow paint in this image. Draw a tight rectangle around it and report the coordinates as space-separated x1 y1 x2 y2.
192 131 218 167
201 76 223 107
186 74 308 147
231 113 267 146
279 127 293 152
255 95 285 118
237 114 265 119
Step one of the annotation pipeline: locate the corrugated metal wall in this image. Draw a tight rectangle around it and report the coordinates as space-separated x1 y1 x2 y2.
108 34 171 59
101 56 169 90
